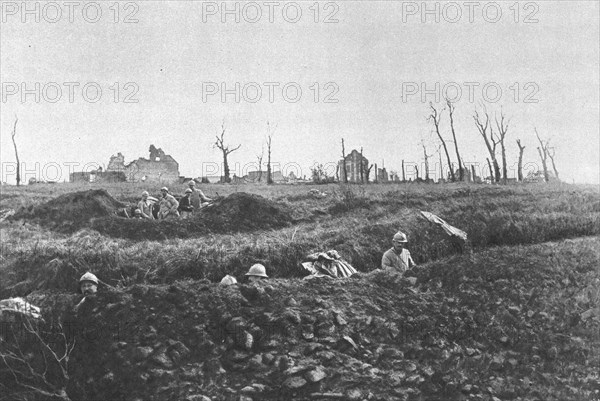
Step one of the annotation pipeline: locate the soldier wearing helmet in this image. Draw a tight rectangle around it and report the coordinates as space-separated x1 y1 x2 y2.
187 180 213 210
79 272 99 295
75 272 99 313
137 191 155 219
381 231 416 273
158 187 180 219
220 274 238 285
245 264 269 283
178 188 194 219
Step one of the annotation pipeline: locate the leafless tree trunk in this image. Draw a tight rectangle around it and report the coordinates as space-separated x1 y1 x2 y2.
366 164 373 183
438 146 443 181
11 115 21 186
471 165 477 181
421 141 433 181
256 145 264 182
429 103 455 181
415 165 420 180
401 160 406 182
547 147 559 179
360 147 365 183
214 120 241 183
446 99 464 181
0 318 75 401
535 128 550 182
473 105 501 182
495 109 510 184
374 163 378 183
341 139 348 183
266 121 276 185
486 158 493 181
516 139 525 182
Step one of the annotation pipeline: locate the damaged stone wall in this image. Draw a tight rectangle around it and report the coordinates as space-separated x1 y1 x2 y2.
107 145 180 183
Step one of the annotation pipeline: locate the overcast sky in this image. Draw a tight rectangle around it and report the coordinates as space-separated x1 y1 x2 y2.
1 1 598 184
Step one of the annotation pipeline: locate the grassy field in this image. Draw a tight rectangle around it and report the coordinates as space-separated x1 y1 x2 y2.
1 181 599 297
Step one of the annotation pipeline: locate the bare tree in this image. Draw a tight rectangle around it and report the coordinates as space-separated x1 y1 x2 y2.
473 105 501 182
421 141 434 181
495 109 510 183
534 128 552 182
311 163 332 183
360 147 365 183
471 165 477 181
516 139 526 182
0 318 75 401
214 120 241 183
256 145 264 182
429 103 455 181
547 146 559 180
437 145 444 181
401 160 406 182
266 121 277 185
341 138 348 183
11 115 21 186
366 164 373 183
446 99 464 181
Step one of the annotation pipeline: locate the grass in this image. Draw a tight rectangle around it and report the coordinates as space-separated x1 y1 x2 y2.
1 181 599 297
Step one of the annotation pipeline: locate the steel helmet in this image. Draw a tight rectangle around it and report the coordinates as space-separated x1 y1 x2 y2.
245 263 268 278
188 180 196 186
141 191 149 197
79 272 99 285
161 187 169 192
184 188 193 194
393 232 408 243
220 274 238 285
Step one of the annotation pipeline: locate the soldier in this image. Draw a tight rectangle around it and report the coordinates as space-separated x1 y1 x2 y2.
187 180 212 210
178 188 194 219
244 264 269 283
74 272 99 313
158 187 180 219
381 231 416 273
137 191 155 219
220 274 238 285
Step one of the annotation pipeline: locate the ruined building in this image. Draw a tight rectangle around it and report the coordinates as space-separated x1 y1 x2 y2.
106 145 180 183
376 166 389 183
339 149 369 183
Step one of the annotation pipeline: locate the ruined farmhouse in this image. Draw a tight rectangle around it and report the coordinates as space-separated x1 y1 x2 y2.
105 145 180 183
339 149 370 183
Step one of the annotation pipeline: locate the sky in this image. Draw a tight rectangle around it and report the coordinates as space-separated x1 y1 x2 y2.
1 0 599 184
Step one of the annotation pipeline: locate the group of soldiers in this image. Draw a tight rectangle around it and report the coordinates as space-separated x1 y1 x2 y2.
133 180 213 220
75 230 416 305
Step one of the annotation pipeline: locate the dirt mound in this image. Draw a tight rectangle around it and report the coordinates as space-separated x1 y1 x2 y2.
11 189 125 233
90 192 293 240
202 192 293 232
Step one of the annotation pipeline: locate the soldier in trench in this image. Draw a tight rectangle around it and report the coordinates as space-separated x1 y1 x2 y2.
381 231 417 273
158 187 180 219
187 180 213 210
